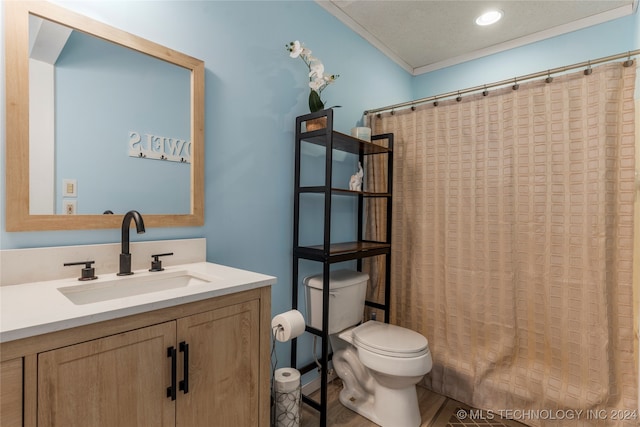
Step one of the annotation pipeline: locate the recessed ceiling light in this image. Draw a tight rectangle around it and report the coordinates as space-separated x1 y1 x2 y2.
475 10 503 26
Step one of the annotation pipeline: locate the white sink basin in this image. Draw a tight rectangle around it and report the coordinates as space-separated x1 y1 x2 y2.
58 270 212 305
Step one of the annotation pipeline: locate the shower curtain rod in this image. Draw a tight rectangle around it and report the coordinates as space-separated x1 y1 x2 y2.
364 49 639 116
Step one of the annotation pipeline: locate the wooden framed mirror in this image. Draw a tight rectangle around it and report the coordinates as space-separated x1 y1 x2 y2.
5 1 204 231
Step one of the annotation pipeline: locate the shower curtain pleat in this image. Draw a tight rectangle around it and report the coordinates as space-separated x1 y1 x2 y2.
367 62 637 427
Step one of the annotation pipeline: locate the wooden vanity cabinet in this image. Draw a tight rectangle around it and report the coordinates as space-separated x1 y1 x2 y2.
0 287 271 427
38 322 177 427
176 299 261 426
0 358 23 427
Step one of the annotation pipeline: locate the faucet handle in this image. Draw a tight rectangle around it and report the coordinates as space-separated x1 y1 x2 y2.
64 260 98 281
149 253 174 272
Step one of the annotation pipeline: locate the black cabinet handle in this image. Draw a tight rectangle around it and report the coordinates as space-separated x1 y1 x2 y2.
179 341 189 394
167 346 177 401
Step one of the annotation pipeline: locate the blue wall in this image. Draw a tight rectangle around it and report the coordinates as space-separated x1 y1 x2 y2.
0 0 412 367
0 1 637 369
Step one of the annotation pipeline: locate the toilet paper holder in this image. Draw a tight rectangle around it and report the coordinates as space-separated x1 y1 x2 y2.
271 309 306 342
270 310 304 427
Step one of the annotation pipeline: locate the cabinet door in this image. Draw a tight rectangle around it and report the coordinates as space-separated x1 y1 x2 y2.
0 358 23 427
38 322 176 427
176 299 260 427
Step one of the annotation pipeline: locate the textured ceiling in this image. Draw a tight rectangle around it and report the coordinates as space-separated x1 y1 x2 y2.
318 0 636 74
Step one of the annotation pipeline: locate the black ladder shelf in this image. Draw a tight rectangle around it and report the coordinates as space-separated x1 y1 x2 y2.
291 109 393 426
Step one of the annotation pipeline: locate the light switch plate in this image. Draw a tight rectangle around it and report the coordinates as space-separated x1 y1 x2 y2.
62 179 77 197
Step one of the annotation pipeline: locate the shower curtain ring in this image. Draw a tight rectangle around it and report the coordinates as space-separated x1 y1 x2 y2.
623 51 634 67
411 105 416 111
433 98 439 107
456 92 462 102
545 71 553 83
390 109 395 116
482 85 489 96
376 113 381 119
584 60 592 75
512 78 519 90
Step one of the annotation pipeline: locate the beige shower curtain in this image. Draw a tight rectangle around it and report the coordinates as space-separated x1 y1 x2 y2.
367 62 637 427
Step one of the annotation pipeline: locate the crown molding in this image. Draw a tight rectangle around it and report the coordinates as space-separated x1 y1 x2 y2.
316 1 635 76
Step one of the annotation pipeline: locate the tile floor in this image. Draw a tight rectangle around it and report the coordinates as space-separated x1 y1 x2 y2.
299 378 528 427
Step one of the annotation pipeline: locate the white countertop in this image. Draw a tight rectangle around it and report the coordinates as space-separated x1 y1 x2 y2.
0 262 275 343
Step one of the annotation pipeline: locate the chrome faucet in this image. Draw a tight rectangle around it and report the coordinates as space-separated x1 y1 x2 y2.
117 210 146 276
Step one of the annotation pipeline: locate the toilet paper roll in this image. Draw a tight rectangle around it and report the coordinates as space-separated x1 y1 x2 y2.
274 368 301 427
351 126 371 142
274 367 301 393
271 310 305 342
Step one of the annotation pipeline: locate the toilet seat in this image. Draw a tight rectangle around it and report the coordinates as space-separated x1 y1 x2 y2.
352 321 428 358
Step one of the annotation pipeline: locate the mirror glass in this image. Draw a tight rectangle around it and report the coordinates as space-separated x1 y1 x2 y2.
29 16 192 215
5 1 204 231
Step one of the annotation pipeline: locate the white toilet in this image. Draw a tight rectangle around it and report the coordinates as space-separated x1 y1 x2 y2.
305 270 432 427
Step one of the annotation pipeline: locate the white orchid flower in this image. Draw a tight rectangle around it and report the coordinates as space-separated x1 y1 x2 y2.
300 48 313 61
286 40 339 113
309 77 325 91
288 40 303 58
309 61 325 79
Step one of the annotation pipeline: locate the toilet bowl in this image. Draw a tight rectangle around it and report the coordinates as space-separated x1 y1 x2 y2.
332 321 432 427
304 270 433 427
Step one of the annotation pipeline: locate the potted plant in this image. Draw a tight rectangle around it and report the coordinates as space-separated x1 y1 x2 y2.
286 40 339 129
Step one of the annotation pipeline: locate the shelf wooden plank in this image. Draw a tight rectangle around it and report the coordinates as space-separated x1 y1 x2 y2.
294 241 390 262
298 187 391 198
321 241 389 254
300 130 391 155
331 188 391 197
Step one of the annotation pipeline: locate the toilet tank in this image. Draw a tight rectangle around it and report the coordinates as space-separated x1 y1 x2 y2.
304 270 369 334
